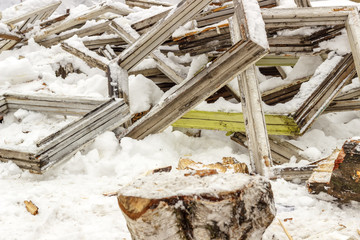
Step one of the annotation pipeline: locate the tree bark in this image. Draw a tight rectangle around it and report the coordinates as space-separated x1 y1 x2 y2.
118 172 275 240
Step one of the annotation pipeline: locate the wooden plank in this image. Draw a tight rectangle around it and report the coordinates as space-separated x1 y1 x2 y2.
325 99 360 112
5 1 61 27
125 0 172 9
346 10 360 78
294 54 356 133
173 112 300 136
36 99 118 148
117 0 213 71
38 103 131 172
131 9 171 32
294 0 312 7
61 42 108 71
272 165 316 181
39 21 112 47
231 132 305 165
232 0 272 176
110 20 186 84
34 4 132 42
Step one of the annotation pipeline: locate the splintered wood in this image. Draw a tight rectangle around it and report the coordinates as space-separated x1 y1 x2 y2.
24 200 39 215
178 157 249 174
308 140 360 202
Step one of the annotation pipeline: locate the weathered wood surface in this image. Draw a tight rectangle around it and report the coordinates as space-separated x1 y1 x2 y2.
5 1 61 32
231 132 305 165
0 95 131 173
110 21 186 84
294 54 356 134
272 165 317 182
307 149 339 194
34 4 132 42
294 0 312 7
125 0 172 9
346 10 360 78
237 65 273 175
61 42 109 72
39 21 113 47
118 172 275 240
117 0 213 71
123 40 268 139
123 0 268 141
231 0 272 176
5 94 105 116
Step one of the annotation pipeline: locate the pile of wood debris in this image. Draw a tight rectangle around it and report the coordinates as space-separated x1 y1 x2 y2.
0 0 359 202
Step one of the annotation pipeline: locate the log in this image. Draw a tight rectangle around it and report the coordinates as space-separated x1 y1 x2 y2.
118 171 275 240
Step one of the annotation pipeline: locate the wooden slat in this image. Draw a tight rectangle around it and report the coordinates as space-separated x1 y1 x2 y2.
61 42 108 71
346 10 360 78
117 0 213 71
294 54 356 133
5 1 61 27
172 110 300 136
34 4 132 42
39 21 112 47
123 40 268 139
231 132 305 165
110 21 186 84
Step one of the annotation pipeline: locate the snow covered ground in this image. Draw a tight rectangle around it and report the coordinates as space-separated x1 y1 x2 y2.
0 0 360 239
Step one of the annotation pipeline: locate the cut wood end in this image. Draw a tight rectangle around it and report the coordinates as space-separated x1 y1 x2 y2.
357 229 360 236
24 200 39 215
118 195 153 220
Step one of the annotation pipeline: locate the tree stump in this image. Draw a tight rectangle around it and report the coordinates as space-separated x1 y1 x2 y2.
117 172 275 240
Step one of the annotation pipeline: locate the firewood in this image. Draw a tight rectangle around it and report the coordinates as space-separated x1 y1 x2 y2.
24 200 39 215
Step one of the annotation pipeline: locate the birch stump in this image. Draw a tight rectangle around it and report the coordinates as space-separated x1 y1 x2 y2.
117 172 276 240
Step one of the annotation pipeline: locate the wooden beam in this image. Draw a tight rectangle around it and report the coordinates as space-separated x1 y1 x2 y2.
346 10 360 78
232 0 272 176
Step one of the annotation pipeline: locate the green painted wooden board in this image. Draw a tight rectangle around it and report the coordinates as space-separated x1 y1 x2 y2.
173 110 300 136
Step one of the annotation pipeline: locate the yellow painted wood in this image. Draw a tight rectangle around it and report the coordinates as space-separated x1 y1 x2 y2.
172 110 300 136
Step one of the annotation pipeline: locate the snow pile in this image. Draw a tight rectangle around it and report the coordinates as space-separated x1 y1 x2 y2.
243 0 269 49
0 109 78 152
0 57 38 86
129 74 164 114
1 0 60 22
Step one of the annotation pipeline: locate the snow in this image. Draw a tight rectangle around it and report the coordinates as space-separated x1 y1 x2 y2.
0 109 78 152
129 74 164 114
1 0 60 22
119 171 254 199
0 0 359 239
